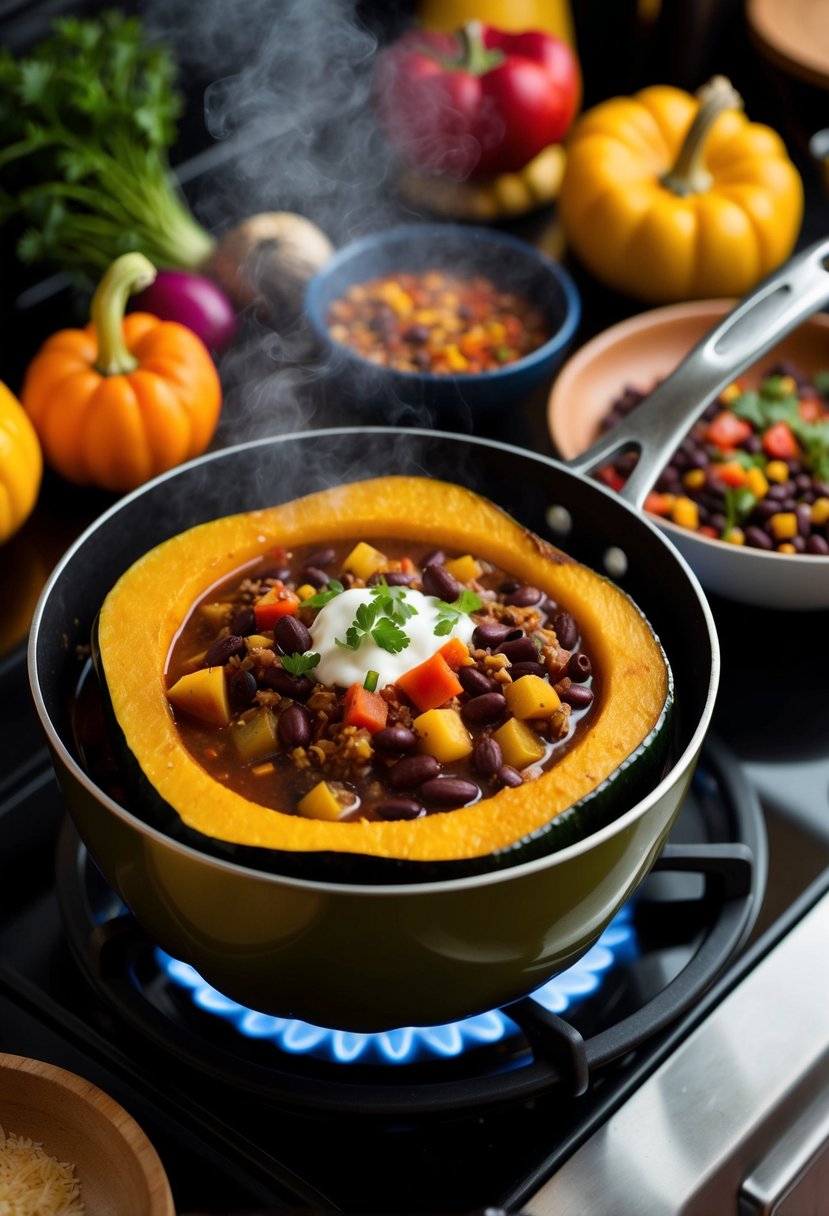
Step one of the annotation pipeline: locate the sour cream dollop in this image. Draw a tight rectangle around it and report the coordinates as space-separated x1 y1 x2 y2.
309 586 475 690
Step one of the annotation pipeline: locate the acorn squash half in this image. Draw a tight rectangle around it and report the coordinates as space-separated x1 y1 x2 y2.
94 476 673 881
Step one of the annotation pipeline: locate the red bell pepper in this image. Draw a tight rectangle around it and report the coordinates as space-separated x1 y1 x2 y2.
763 421 799 461
374 21 580 179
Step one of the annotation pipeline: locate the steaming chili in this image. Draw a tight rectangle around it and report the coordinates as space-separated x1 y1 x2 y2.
165 538 597 822
599 364 829 555
325 270 549 373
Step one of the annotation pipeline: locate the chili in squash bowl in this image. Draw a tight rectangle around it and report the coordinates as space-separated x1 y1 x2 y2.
94 476 673 882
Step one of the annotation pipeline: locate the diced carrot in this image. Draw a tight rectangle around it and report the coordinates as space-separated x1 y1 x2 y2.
396 652 463 713
343 683 388 734
704 410 753 450
399 556 416 574
763 421 799 461
438 637 471 670
253 582 301 628
698 525 719 538
644 491 674 517
714 461 748 488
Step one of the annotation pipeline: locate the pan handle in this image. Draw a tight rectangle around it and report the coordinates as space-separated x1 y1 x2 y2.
565 235 829 510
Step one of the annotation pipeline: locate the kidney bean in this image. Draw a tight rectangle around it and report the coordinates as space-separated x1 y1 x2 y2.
260 565 293 584
461 692 506 725
508 661 547 681
499 579 521 594
422 563 461 602
264 668 314 701
304 547 336 569
497 765 523 788
231 606 257 637
458 666 499 697
766 484 789 501
745 526 774 550
373 725 418 754
274 615 312 656
204 635 246 667
421 548 445 568
472 621 517 649
278 703 312 749
566 652 592 683
419 777 479 807
789 535 807 553
302 566 331 589
375 797 426 821
796 504 812 536
368 570 415 586
497 635 539 664
807 535 829 554
402 323 430 345
551 611 578 650
388 754 441 790
561 683 594 709
226 667 258 707
503 584 543 607
473 735 502 777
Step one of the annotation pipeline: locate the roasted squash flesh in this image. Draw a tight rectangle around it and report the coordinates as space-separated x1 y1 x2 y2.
96 477 672 867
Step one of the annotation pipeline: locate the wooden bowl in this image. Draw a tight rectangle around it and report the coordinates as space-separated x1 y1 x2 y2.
0 1053 175 1215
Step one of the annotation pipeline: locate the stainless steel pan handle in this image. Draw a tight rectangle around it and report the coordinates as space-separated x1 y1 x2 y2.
566 236 829 509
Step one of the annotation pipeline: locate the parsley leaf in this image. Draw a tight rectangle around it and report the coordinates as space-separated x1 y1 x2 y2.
335 601 379 651
433 589 482 636
281 651 321 677
371 616 410 654
369 579 418 624
723 486 757 536
302 579 344 609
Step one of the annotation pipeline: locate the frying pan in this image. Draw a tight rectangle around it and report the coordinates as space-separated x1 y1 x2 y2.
29 243 825 1033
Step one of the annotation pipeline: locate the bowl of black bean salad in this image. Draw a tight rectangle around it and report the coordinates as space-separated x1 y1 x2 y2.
548 298 829 610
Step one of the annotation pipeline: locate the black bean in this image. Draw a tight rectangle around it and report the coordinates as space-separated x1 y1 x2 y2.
419 777 479 807
458 666 499 697
204 635 246 667
497 636 539 664
795 473 813 493
497 765 523 788
302 566 331 589
373 725 418 754
807 534 829 554
374 798 426 821
388 754 441 790
744 526 774 551
368 570 415 586
278 703 312 748
551 611 578 650
402 323 430 344
566 652 592 682
741 434 763 455
226 667 258 707
274 615 312 656
421 549 445 568
263 668 314 701
796 504 812 536
304 547 336 569
561 683 594 709
472 621 515 649
473 736 503 777
499 579 521 594
422 563 461 602
461 692 507 725
503 585 543 607
508 661 546 681
260 565 293 584
767 484 789 501
789 535 807 553
231 606 257 636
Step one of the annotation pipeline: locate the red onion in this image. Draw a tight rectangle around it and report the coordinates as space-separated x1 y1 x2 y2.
132 269 237 353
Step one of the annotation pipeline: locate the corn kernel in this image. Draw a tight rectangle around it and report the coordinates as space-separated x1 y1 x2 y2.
776 375 797 396
672 496 699 531
443 344 469 372
811 497 829 526
777 542 797 554
720 382 743 404
296 583 317 601
766 460 790 483
724 527 745 545
746 467 769 498
682 468 707 491
770 512 798 540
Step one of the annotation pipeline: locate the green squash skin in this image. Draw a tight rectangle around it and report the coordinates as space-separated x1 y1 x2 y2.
91 618 675 885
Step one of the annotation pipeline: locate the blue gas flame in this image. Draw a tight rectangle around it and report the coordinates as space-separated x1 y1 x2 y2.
156 904 637 1066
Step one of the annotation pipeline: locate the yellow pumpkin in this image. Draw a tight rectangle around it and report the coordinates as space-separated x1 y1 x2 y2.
0 380 42 544
559 75 803 303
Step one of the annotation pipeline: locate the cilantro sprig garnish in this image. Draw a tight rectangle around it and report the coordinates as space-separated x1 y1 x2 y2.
302 579 344 609
730 373 829 480
336 598 411 655
369 578 419 624
281 651 321 677
722 486 757 537
433 589 482 636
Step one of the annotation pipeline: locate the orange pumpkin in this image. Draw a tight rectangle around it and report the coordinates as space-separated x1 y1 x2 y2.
22 253 222 493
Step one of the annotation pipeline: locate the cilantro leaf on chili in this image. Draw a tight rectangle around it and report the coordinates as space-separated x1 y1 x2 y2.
303 579 344 609
433 588 482 636
281 651 321 676
371 616 410 654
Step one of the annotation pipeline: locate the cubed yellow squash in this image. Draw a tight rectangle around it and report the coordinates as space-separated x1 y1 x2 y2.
342 540 387 581
443 554 482 582
231 708 277 763
504 674 561 720
493 717 547 770
167 666 230 727
413 708 472 762
298 781 346 821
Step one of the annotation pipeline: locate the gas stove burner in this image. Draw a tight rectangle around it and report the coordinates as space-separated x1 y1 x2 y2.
155 903 637 1067
56 738 767 1116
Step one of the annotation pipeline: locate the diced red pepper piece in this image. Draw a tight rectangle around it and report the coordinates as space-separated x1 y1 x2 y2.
704 410 753 451
253 582 300 628
799 396 824 423
644 491 672 517
763 421 799 461
343 683 388 734
698 525 719 539
714 461 748 488
596 464 625 491
396 652 463 713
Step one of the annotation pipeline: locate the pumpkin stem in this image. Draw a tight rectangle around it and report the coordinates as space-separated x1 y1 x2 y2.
92 252 157 376
660 75 743 197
